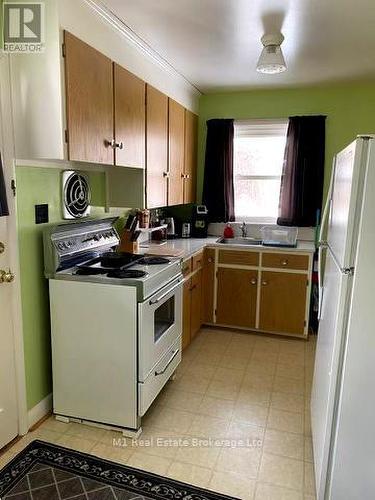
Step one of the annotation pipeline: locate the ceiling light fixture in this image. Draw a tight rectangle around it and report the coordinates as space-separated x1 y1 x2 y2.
256 33 286 74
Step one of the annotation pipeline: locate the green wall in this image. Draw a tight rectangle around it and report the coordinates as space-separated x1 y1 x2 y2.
197 81 375 203
16 167 113 409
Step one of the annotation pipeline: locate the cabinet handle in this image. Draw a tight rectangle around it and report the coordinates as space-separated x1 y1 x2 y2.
250 278 257 285
208 257 213 263
185 174 190 179
261 280 268 286
163 171 170 178
281 259 289 266
105 139 124 149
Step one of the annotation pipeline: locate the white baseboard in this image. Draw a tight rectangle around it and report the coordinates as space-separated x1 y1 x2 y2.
28 393 53 429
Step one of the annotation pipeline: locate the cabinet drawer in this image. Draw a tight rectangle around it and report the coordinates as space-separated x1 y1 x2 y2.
262 252 309 271
182 258 192 276
219 250 259 266
138 336 181 416
192 251 203 271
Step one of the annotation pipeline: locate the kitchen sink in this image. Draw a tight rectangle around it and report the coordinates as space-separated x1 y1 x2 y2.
216 237 263 246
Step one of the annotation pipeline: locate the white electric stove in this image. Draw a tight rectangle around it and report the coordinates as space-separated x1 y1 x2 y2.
44 218 183 437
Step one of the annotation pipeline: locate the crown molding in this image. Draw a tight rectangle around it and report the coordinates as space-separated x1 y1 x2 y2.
83 0 201 95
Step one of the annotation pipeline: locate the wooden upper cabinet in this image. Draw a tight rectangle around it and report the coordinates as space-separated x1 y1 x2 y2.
259 271 307 335
146 85 168 208
216 268 258 328
113 64 145 168
184 110 198 203
64 31 113 164
168 99 185 206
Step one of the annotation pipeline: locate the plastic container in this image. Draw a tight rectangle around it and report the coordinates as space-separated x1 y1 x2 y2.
260 225 298 247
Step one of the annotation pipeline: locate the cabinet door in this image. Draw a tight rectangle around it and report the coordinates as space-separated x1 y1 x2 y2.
182 278 192 350
64 31 113 164
190 270 202 339
201 248 215 324
259 271 307 335
184 110 198 203
168 99 185 206
114 64 145 168
146 85 168 208
216 268 257 328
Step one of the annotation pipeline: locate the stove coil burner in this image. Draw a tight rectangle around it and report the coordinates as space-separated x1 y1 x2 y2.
107 269 148 279
139 257 171 265
100 252 143 268
75 268 108 276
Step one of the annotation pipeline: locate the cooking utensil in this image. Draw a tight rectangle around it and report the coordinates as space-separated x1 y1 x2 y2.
131 230 141 242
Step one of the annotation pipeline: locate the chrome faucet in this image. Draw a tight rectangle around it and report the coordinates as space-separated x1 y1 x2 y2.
241 222 247 238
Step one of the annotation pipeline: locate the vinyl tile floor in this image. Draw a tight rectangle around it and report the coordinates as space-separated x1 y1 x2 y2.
1 328 317 500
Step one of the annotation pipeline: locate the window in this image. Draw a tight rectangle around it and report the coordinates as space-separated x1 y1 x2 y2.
233 119 288 223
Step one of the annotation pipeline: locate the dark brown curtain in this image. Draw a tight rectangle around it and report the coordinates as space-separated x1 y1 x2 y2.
0 153 9 217
202 119 234 222
278 115 326 227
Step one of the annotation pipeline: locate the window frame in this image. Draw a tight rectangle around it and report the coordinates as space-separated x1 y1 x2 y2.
233 119 288 224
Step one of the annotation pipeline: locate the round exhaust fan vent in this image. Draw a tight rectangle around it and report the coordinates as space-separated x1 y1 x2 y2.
62 170 91 219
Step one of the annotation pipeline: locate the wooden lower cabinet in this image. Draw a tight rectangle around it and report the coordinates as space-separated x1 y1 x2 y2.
216 268 258 328
190 270 202 339
201 249 215 323
182 278 192 350
259 271 308 335
182 267 203 349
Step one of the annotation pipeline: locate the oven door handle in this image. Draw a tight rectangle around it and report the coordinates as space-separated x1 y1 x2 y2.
149 280 181 305
155 349 180 376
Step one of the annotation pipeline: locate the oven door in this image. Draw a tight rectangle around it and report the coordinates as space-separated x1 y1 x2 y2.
138 277 182 381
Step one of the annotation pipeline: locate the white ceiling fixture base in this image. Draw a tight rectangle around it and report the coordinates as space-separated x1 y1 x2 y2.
256 34 287 74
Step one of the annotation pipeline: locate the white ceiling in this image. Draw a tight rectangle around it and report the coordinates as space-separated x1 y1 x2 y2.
101 0 375 93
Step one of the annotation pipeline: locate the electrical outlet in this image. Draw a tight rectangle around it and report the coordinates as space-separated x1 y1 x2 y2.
35 204 49 224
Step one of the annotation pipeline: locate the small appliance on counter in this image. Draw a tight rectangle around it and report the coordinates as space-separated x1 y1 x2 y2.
181 222 191 238
191 205 209 238
260 225 298 247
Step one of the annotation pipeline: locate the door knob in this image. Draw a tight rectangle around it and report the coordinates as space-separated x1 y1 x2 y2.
261 280 268 286
0 242 4 254
0 269 15 283
250 278 257 285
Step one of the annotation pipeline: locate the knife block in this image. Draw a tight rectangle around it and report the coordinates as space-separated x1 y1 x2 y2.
118 229 139 254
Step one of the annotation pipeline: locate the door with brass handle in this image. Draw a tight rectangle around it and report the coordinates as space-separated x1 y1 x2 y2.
0 269 15 283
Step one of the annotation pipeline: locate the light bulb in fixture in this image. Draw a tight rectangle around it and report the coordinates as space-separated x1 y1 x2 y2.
256 33 286 74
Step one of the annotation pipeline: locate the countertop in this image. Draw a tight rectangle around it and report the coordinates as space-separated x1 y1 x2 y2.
143 237 315 260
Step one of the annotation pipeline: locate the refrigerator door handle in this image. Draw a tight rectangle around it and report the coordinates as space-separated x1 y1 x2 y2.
318 158 336 321
318 244 325 320
319 158 336 245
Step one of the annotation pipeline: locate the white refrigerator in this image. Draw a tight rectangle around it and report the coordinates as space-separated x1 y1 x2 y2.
312 135 375 499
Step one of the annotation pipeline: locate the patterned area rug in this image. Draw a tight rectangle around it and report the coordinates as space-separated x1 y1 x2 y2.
0 440 238 500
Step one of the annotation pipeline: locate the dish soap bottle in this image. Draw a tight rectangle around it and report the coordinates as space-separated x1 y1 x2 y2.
223 223 234 238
